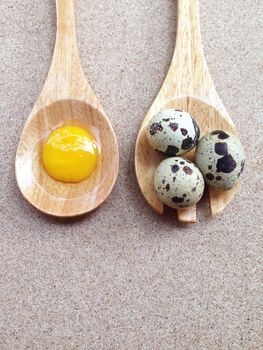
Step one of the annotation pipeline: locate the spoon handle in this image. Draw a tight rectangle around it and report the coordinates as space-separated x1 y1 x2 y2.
55 0 78 50
53 0 81 75
164 0 217 113
176 0 202 53
170 0 208 98
36 0 99 106
56 0 76 32
42 0 85 99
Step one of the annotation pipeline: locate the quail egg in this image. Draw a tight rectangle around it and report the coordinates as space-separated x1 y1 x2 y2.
195 130 245 190
147 109 200 156
154 157 205 209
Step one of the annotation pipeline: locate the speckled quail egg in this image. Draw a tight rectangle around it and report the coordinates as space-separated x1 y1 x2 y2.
154 157 205 209
147 109 200 156
195 130 245 190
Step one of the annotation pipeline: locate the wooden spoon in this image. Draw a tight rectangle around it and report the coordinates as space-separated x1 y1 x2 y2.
15 0 119 217
135 0 239 223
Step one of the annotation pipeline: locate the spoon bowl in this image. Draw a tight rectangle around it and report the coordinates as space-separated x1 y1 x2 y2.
16 99 118 216
15 0 119 216
136 96 238 221
135 0 241 223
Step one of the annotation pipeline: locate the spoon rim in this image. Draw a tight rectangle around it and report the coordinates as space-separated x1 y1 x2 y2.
135 96 240 217
16 99 119 217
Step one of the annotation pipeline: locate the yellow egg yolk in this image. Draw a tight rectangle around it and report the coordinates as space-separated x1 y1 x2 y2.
42 126 98 183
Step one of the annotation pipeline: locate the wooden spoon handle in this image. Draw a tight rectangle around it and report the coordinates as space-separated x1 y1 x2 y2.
55 0 80 56
176 0 202 53
42 0 84 98
172 0 229 113
37 0 100 106
54 0 81 72
56 0 77 36
171 0 208 97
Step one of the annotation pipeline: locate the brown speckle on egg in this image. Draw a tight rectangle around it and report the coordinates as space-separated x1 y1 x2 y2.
150 122 163 136
171 164 180 173
181 128 188 136
183 166 193 175
166 145 179 156
211 130 229 139
169 123 179 132
206 173 215 180
216 154 237 173
172 197 184 204
182 137 194 150
215 142 228 156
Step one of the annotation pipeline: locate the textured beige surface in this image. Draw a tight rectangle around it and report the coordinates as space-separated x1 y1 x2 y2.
0 0 263 349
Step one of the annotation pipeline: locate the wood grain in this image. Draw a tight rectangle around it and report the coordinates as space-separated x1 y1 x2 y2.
135 0 240 223
15 0 119 217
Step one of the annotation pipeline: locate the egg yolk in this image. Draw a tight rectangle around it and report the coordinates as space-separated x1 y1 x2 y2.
42 126 98 183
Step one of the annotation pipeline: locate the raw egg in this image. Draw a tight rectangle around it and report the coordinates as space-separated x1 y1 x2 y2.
42 126 98 183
